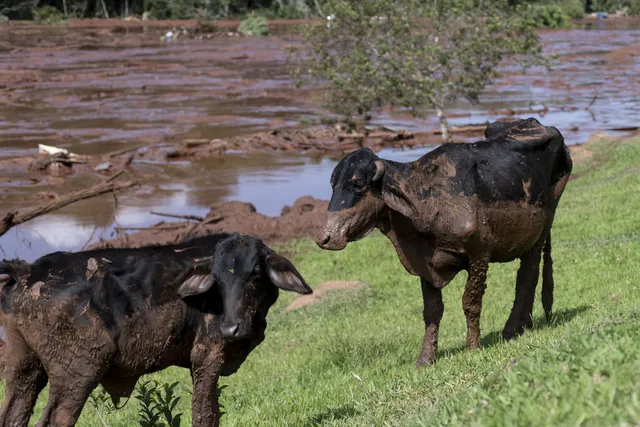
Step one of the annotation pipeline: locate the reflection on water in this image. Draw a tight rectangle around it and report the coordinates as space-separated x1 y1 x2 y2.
0 146 435 261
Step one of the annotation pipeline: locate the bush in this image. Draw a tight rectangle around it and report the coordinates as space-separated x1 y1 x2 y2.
136 380 183 427
560 0 586 18
589 0 640 13
32 5 66 24
0 13 9 23
237 15 269 35
527 4 571 27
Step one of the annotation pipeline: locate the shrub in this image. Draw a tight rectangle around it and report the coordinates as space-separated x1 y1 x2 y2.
32 5 66 24
135 380 183 427
526 4 571 27
560 0 586 19
237 15 269 36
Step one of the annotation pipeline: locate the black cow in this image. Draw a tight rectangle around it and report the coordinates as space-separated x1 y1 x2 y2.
0 233 311 427
316 118 572 365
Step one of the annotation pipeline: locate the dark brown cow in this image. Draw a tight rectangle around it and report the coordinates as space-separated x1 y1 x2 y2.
0 233 311 427
316 118 572 366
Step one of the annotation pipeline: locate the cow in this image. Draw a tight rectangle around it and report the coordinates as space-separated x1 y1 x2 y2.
0 233 312 427
316 118 572 366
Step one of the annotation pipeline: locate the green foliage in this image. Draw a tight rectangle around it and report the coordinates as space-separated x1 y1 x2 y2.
525 3 571 27
89 386 116 427
559 0 586 18
237 15 269 35
135 380 183 427
31 5 66 24
294 0 547 135
0 13 8 22
589 0 640 13
143 0 200 19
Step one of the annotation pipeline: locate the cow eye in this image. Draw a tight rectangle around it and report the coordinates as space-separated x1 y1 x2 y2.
353 179 366 190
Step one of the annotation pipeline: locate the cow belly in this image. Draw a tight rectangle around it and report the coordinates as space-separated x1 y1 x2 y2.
110 306 194 375
483 202 548 262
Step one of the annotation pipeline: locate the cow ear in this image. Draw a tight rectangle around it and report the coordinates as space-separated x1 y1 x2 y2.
382 181 414 217
175 260 216 298
265 254 312 295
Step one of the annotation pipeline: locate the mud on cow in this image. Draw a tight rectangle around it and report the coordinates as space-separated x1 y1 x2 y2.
316 118 572 366
0 233 311 427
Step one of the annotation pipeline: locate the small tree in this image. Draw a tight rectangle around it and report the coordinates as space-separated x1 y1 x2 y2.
294 0 548 141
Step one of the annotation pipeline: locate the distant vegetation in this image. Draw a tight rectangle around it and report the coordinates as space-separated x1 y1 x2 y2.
293 0 548 139
1 0 639 21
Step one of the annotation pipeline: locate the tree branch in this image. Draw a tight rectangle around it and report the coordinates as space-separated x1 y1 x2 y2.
0 180 137 238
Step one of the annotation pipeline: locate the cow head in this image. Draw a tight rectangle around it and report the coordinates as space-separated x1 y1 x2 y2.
316 148 388 250
175 234 312 341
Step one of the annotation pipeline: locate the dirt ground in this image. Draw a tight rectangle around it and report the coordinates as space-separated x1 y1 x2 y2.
89 195 329 249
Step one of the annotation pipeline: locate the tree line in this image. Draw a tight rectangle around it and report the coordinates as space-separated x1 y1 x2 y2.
2 0 638 21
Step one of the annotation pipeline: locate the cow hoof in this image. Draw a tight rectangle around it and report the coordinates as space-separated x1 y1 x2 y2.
415 357 436 368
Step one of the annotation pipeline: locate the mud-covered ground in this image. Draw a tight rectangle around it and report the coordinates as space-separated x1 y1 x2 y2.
1 19 639 260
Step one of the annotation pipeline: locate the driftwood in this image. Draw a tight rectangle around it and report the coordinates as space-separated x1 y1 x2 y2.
150 211 204 222
0 180 138 238
337 124 487 142
115 225 184 232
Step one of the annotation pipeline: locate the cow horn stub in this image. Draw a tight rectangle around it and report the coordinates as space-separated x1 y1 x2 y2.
373 160 385 182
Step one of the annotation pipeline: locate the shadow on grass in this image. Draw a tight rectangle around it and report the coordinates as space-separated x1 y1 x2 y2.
442 305 592 359
307 404 358 426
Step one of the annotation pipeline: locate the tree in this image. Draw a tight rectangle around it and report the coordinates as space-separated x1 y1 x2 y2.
293 0 548 141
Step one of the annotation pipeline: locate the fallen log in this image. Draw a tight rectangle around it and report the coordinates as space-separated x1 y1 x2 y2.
115 225 184 231
0 180 138 238
150 211 204 222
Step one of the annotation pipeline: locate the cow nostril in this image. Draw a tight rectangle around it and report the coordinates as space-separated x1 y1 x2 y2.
221 323 240 339
319 235 330 246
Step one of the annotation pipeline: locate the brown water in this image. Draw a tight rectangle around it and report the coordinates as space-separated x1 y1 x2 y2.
1 22 639 261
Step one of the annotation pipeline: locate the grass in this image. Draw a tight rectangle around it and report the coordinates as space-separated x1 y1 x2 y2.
2 136 640 426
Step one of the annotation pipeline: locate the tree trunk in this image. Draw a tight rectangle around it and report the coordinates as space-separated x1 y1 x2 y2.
0 180 137 238
99 0 109 18
435 106 450 142
62 0 68 16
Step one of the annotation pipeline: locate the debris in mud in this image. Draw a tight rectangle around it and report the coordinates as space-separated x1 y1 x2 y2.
94 162 113 173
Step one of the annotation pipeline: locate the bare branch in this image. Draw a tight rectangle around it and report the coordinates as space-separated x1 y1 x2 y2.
0 180 138 238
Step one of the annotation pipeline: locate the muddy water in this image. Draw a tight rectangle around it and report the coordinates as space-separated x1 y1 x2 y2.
1 22 639 260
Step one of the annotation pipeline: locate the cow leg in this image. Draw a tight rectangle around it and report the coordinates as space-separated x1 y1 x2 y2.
462 258 489 350
191 365 222 427
34 366 102 427
0 335 48 427
503 236 545 340
416 278 444 366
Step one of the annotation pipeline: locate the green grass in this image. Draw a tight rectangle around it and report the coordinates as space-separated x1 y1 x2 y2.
2 136 640 426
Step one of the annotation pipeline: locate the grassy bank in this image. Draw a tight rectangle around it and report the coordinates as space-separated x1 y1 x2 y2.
3 135 640 426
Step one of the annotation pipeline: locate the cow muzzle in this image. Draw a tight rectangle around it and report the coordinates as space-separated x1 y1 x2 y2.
315 213 351 251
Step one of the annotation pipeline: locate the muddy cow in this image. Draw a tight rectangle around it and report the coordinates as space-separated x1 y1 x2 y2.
0 233 312 427
316 118 572 366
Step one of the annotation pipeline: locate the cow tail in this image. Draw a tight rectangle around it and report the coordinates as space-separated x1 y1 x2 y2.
541 235 554 323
